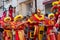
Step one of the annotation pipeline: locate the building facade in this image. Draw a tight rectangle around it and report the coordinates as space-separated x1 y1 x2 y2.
0 0 57 17
17 0 45 16
17 0 56 16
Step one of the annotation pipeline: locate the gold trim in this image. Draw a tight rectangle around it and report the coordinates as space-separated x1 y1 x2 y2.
34 14 44 20
28 19 33 23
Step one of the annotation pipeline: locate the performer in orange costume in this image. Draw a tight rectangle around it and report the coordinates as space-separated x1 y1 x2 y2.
47 13 56 40
1 17 12 40
12 15 25 40
51 1 60 21
54 15 60 40
27 16 37 40
32 9 44 40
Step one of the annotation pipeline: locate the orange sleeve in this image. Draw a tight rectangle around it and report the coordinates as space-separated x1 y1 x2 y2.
10 22 16 29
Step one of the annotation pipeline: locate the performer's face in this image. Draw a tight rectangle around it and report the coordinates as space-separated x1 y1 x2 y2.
37 12 40 15
37 9 41 15
17 18 22 22
17 17 22 21
6 20 10 23
50 16 54 19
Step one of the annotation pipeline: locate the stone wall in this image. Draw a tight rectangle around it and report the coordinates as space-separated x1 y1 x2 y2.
18 0 45 16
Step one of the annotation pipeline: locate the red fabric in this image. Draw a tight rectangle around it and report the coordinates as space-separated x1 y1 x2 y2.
0 20 4 27
51 5 60 13
9 8 13 15
47 20 55 34
33 35 38 40
57 6 60 13
13 22 24 29
32 14 41 40
1 11 6 21
47 26 53 34
4 31 8 40
54 23 59 28
14 22 25 40
11 22 16 29
49 33 56 40
52 5 57 9
52 5 60 21
55 13 60 22
44 19 50 26
32 14 42 22
15 31 20 40
9 8 13 21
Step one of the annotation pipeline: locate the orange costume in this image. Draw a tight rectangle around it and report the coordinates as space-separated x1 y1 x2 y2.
27 16 37 40
2 17 12 40
54 15 60 40
32 13 44 40
12 15 25 40
46 13 56 40
51 1 60 21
